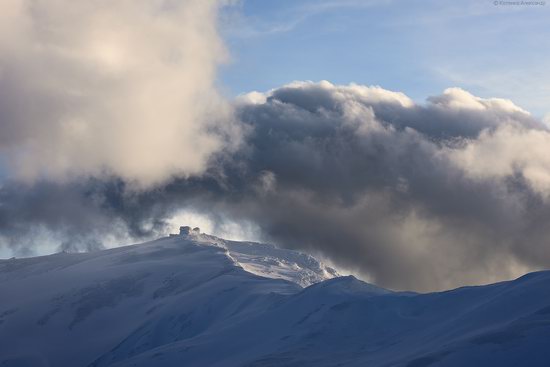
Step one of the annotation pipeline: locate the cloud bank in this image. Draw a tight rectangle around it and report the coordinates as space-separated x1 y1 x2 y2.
3 76 550 291
1 2 550 291
208 81 550 291
0 0 238 187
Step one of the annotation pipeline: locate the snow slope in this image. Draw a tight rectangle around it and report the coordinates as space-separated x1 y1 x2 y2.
191 232 340 287
0 233 549 366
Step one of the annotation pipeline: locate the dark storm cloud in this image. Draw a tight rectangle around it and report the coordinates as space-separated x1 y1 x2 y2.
2 80 550 291
203 81 550 291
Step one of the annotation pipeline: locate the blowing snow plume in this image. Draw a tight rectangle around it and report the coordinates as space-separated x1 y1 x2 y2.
0 0 238 186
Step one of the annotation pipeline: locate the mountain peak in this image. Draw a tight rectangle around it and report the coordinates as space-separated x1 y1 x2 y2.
167 227 339 287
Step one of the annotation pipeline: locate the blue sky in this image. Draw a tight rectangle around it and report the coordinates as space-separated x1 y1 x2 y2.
219 0 550 118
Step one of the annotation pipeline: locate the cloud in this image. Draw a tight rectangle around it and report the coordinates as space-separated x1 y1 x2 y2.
0 0 240 187
1 2 548 292
211 81 549 291
2 73 550 291
447 125 550 200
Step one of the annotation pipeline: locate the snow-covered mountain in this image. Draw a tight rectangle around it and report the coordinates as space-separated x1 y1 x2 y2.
191 231 340 287
1 230 549 366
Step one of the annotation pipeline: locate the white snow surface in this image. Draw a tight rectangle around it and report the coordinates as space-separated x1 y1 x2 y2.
192 233 340 287
0 233 549 367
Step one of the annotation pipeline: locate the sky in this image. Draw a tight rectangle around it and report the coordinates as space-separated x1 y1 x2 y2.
219 0 550 118
1 0 550 291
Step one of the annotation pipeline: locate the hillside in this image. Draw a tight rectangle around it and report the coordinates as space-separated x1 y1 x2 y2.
0 231 549 366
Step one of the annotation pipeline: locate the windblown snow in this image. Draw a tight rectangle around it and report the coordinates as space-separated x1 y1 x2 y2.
0 230 549 366
190 231 340 287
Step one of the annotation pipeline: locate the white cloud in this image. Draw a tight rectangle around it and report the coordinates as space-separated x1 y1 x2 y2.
429 87 529 114
0 0 240 188
435 65 550 118
447 125 550 200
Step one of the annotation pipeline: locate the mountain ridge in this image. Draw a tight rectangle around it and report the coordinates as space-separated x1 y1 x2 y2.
1 232 549 366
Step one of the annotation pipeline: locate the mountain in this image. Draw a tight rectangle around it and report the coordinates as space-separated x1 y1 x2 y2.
193 232 340 287
1 231 549 366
